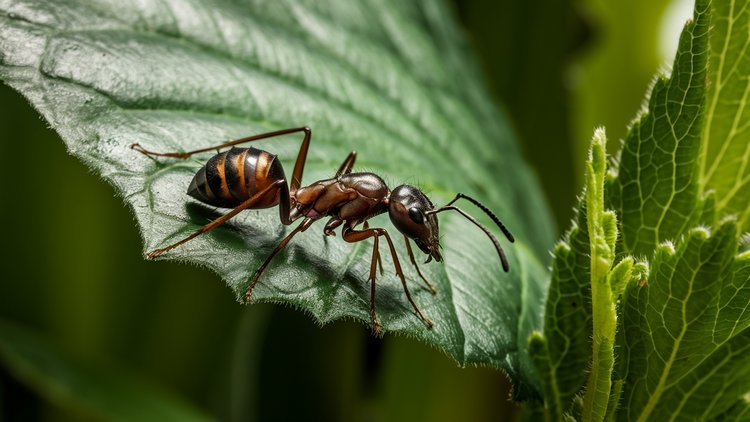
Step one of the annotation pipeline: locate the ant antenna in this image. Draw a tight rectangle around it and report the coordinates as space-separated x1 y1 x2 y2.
425 193 514 272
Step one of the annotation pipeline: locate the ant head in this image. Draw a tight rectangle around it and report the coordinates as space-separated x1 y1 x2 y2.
390 187 515 272
388 185 443 262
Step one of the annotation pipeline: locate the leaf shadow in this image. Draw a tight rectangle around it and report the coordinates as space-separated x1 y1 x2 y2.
291 234 417 315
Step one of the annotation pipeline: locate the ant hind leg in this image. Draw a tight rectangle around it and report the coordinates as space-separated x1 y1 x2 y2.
146 180 283 258
132 127 312 192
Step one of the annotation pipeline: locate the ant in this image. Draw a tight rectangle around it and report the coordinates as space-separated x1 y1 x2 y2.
131 127 514 334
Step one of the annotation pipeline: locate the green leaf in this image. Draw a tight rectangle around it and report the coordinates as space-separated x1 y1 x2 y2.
607 257 633 297
529 152 598 416
710 397 750 421
533 0 750 418
612 0 709 256
529 216 591 417
700 1 750 231
611 1 750 419
618 220 750 421
0 320 211 422
0 0 554 397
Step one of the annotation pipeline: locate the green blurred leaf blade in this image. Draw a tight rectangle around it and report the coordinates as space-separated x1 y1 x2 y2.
0 320 211 422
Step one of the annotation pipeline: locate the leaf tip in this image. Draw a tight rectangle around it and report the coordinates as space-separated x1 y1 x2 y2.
656 240 676 256
553 240 571 256
687 225 711 240
590 127 607 174
528 330 547 356
739 233 750 255
608 256 633 295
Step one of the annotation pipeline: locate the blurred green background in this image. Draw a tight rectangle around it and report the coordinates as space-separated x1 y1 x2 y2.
0 0 690 420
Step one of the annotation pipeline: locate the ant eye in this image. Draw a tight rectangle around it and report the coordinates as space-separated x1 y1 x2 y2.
408 207 424 224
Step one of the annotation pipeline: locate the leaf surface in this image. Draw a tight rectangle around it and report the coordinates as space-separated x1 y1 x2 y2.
700 0 750 230
0 0 554 396
618 221 750 421
613 0 709 256
613 1 750 419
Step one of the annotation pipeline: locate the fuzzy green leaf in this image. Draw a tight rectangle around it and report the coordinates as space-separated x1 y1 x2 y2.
700 1 750 231
618 221 750 421
534 0 750 418
613 1 750 419
0 0 554 397
612 0 709 256
529 186 593 416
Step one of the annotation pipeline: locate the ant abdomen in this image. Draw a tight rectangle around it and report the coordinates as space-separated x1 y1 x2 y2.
187 147 287 209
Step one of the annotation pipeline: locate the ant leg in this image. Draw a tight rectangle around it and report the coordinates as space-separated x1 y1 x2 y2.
363 221 383 275
404 236 437 295
246 217 314 303
335 151 357 177
368 234 382 335
342 226 433 330
378 229 433 328
146 180 284 259
131 127 312 191
342 225 382 334
323 217 343 236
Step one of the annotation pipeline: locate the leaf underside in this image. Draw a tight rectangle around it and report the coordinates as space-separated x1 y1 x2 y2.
0 0 554 397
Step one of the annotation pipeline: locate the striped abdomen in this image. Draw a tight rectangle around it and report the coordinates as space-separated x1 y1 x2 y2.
187 147 287 208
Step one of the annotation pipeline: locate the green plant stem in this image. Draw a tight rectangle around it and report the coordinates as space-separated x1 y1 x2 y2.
581 130 616 422
583 279 616 421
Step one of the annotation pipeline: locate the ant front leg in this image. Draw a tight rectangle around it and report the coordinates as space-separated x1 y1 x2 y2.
403 236 437 295
342 224 433 334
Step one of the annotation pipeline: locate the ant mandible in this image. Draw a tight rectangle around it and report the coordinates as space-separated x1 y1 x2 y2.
131 127 514 334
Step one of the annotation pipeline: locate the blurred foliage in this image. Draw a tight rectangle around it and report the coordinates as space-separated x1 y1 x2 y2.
571 0 672 181
0 0 678 421
457 0 673 227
